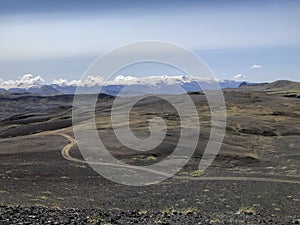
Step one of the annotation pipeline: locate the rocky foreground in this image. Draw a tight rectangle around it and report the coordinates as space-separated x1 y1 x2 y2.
1 205 299 225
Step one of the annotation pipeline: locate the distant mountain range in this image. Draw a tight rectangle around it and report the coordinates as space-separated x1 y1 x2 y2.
1 78 298 96
0 77 245 96
7 85 62 95
239 80 300 90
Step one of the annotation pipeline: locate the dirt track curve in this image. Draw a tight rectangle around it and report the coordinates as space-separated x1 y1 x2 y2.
58 133 300 185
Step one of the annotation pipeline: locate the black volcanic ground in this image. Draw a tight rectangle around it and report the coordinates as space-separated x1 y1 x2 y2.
0 85 300 224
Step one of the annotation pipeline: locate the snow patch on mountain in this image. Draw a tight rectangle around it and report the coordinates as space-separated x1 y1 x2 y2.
0 74 245 95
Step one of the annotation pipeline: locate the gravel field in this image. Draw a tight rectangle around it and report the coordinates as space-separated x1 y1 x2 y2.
1 205 300 225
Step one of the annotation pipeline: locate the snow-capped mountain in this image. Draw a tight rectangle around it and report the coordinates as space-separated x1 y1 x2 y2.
50 80 243 95
0 74 245 95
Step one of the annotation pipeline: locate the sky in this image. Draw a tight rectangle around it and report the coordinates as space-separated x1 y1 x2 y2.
0 0 299 86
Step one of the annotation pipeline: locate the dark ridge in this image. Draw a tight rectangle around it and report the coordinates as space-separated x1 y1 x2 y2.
266 80 300 89
238 82 269 88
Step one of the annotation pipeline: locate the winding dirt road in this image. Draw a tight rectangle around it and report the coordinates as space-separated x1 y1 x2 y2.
58 133 300 185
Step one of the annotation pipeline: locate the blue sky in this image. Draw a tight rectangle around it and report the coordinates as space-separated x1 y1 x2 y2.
0 0 299 83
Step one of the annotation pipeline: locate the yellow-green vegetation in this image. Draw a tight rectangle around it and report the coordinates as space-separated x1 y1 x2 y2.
249 148 259 159
74 164 87 168
209 218 221 223
30 198 41 202
88 214 101 224
237 206 255 214
161 206 174 214
146 156 157 161
38 196 48 200
34 203 47 207
160 206 197 215
23 193 32 197
52 202 61 209
154 218 162 224
138 209 148 215
289 143 296 148
285 170 298 175
180 207 197 215
190 170 205 177
178 171 189 175
178 170 205 177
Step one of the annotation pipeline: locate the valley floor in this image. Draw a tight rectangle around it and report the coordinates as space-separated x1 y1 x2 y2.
0 91 299 224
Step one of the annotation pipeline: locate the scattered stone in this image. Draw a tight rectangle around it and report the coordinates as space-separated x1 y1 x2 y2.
0 205 296 225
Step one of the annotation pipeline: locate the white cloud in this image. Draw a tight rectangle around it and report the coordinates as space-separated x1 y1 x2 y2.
52 75 220 87
0 74 221 89
251 64 263 69
115 75 139 82
52 78 80 87
84 76 104 86
51 75 196 87
111 75 218 85
0 74 45 89
52 76 104 87
233 74 246 79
